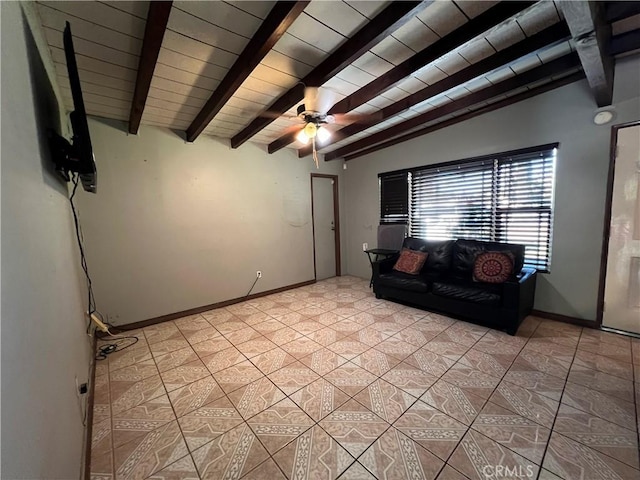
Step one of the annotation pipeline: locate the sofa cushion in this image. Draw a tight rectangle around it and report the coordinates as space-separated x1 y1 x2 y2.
378 272 429 293
453 239 524 278
473 251 514 283
393 248 428 275
432 281 501 305
401 238 454 273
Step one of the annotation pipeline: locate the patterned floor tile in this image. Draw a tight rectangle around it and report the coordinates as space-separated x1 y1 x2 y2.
251 318 287 334
349 327 391 348
542 432 640 480
444 324 488 347
327 339 370 360
572 349 634 381
234 337 279 359
109 359 159 383
319 399 391 457
91 416 113 480
200 308 235 325
293 320 326 334
182 326 221 347
353 379 417 423
502 370 566 402
272 425 354 480
200 346 247 374
223 326 263 345
241 311 273 326
160 359 210 392
437 465 470 480
393 401 468 461
226 303 261 318
512 350 571 380
146 455 199 480
567 365 635 402
299 348 350 375
349 349 402 376
178 396 244 451
302 327 346 347
580 330 633 348
457 349 512 379
167 376 226 418
577 337 632 363
110 374 166 416
215 321 251 335
537 469 564 480
212 360 264 394
374 337 419 361
143 323 181 345
289 377 351 422
337 461 376 479
448 430 539 480
113 420 188 480
174 314 210 332
441 365 501 400
308 311 346 327
404 349 456 377
522 339 576 364
561 382 637 430
111 394 176 448
192 422 270 479
325 364 377 397
280 337 324 359
154 347 200 373
368 321 406 336
470 402 550 465
472 338 522 358
267 361 321 395
422 335 470 361
358 427 444 480
190 335 234 358
108 344 153 372
227 376 287 420
261 326 304 344
381 361 438 398
241 457 287 479
331 319 366 335
420 380 486 426
249 347 299 374
489 381 559 429
553 403 639 469
280 312 306 327
393 327 436 347
247 397 314 455
149 337 191 357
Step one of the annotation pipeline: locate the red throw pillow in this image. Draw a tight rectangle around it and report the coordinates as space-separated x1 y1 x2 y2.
393 248 428 275
473 251 514 283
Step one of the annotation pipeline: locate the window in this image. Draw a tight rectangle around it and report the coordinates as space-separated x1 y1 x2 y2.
379 144 557 272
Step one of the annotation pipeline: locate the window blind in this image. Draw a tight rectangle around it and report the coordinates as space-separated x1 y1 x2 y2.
379 144 556 272
379 171 409 224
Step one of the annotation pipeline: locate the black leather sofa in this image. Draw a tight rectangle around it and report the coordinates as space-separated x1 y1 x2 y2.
372 238 537 335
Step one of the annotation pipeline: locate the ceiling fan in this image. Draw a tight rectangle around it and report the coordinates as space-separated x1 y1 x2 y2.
264 86 377 168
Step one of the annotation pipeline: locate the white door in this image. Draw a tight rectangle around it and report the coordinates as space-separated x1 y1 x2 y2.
603 123 640 334
312 176 337 280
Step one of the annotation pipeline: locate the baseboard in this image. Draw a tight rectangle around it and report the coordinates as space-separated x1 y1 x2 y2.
84 335 97 480
120 279 317 331
531 309 598 329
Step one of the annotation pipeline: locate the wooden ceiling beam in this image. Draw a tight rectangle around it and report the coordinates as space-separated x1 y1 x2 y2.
271 1 533 155
344 71 585 161
230 1 425 149
185 1 309 142
323 53 581 161
298 21 570 158
128 1 172 135
559 1 613 107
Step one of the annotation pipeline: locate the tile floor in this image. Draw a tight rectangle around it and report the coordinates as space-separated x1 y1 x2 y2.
90 276 640 480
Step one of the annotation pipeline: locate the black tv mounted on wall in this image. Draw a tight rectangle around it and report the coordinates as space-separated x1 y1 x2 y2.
49 22 97 193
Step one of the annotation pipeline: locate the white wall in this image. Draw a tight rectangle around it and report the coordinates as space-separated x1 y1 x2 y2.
344 57 640 322
77 120 345 326
1 2 92 477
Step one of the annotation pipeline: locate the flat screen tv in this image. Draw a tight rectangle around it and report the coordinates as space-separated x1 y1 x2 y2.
49 22 97 193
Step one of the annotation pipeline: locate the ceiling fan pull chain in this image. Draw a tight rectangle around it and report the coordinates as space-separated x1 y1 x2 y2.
312 137 319 169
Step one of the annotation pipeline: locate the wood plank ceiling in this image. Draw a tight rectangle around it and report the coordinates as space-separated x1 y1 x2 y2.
36 1 640 162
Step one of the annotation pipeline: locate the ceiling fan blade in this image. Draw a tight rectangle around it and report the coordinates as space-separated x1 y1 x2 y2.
304 86 336 115
257 111 299 120
330 111 383 125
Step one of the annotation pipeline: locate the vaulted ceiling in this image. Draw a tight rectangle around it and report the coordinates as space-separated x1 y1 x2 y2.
36 1 640 161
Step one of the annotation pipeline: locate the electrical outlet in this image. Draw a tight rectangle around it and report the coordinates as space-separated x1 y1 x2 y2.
256 271 262 278
362 242 368 251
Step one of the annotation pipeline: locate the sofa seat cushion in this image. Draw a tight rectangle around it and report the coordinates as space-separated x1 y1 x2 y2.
432 281 501 305
378 272 429 293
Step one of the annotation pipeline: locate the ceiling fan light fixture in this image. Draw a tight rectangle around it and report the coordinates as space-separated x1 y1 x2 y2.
303 122 318 138
317 125 331 143
296 129 309 144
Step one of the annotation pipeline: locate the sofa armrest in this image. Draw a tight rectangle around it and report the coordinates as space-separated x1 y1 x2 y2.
372 255 398 279
503 268 537 310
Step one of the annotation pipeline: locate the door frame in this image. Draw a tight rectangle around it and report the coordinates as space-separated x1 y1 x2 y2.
596 120 640 327
310 173 341 279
